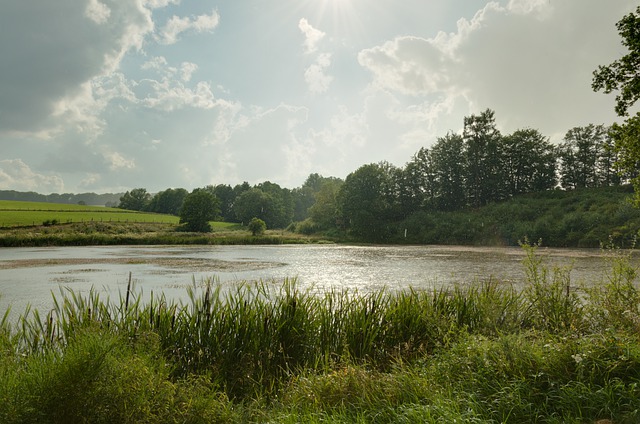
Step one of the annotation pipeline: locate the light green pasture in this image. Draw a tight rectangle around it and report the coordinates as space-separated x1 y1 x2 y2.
0 200 179 227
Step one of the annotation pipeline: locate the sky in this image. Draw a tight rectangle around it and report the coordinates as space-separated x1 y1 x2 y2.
0 0 636 194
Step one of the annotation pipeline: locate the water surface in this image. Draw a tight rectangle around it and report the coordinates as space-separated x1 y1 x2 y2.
0 244 627 317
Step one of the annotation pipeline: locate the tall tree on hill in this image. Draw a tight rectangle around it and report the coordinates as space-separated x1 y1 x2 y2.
430 132 466 211
502 128 556 196
592 6 640 203
401 147 435 212
463 109 505 207
558 125 611 189
337 163 394 241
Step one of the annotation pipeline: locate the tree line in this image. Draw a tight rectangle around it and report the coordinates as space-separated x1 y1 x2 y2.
116 108 630 240
0 190 121 207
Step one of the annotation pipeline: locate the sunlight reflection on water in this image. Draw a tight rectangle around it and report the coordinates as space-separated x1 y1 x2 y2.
0 244 633 319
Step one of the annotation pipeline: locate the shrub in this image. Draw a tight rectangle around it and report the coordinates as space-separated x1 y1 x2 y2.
248 217 266 236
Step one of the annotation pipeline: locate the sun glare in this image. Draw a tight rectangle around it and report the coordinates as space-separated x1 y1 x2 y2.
315 0 364 42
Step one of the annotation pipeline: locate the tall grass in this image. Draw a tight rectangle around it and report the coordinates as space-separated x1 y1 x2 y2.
1 243 640 422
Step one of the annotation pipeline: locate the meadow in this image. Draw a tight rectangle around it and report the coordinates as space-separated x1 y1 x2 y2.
0 200 179 227
1 242 639 423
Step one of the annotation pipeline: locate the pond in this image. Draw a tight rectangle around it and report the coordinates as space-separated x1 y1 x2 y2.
0 244 631 318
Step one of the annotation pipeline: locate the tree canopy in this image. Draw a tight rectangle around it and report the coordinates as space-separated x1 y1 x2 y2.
179 189 220 232
592 6 640 117
593 6 640 204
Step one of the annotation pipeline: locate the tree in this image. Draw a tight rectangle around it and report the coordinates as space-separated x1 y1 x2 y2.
502 128 556 196
592 6 640 117
337 163 394 241
147 188 188 215
293 173 329 222
233 187 292 229
118 188 151 211
401 148 435 213
430 133 467 211
211 184 236 222
179 189 220 232
248 217 266 236
557 125 611 189
593 7 640 203
308 178 343 229
463 109 506 207
256 181 294 228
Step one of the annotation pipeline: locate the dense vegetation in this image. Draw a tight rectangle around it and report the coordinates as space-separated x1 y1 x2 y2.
2 185 640 248
1 243 639 422
105 110 632 247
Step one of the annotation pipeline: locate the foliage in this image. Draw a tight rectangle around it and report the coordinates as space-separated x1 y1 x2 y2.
248 217 266 236
307 178 343 230
592 6 640 117
610 114 640 206
118 188 151 211
394 185 640 247
147 188 188 215
234 184 293 229
464 108 506 206
338 163 395 241
593 7 640 206
179 189 220 232
558 124 619 189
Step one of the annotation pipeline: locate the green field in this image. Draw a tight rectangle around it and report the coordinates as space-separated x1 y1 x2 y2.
0 200 179 227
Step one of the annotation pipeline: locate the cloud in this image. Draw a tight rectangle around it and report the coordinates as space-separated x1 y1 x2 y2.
158 9 220 45
0 159 64 193
0 0 155 134
298 18 325 54
105 151 135 171
357 0 634 140
85 0 111 24
304 53 333 94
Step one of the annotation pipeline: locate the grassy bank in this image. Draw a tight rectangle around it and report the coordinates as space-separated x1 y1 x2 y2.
0 221 325 247
1 242 639 422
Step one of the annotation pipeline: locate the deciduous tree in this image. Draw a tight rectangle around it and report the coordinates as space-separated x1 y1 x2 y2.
179 189 220 232
118 188 150 211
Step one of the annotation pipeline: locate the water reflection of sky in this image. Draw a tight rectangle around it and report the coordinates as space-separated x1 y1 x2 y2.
0 244 633 320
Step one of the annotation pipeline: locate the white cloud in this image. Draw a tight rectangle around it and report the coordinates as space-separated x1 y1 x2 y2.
180 62 199 82
304 53 333 94
0 159 64 193
143 0 180 9
105 151 135 171
357 0 633 139
158 9 220 44
298 18 325 54
139 79 216 111
85 0 111 24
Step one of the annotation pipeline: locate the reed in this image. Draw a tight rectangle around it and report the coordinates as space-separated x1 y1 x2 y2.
1 244 639 422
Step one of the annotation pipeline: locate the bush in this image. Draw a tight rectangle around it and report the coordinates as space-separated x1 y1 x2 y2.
296 219 318 235
248 217 266 236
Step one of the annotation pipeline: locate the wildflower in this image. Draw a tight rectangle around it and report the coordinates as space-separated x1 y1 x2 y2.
571 353 583 364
